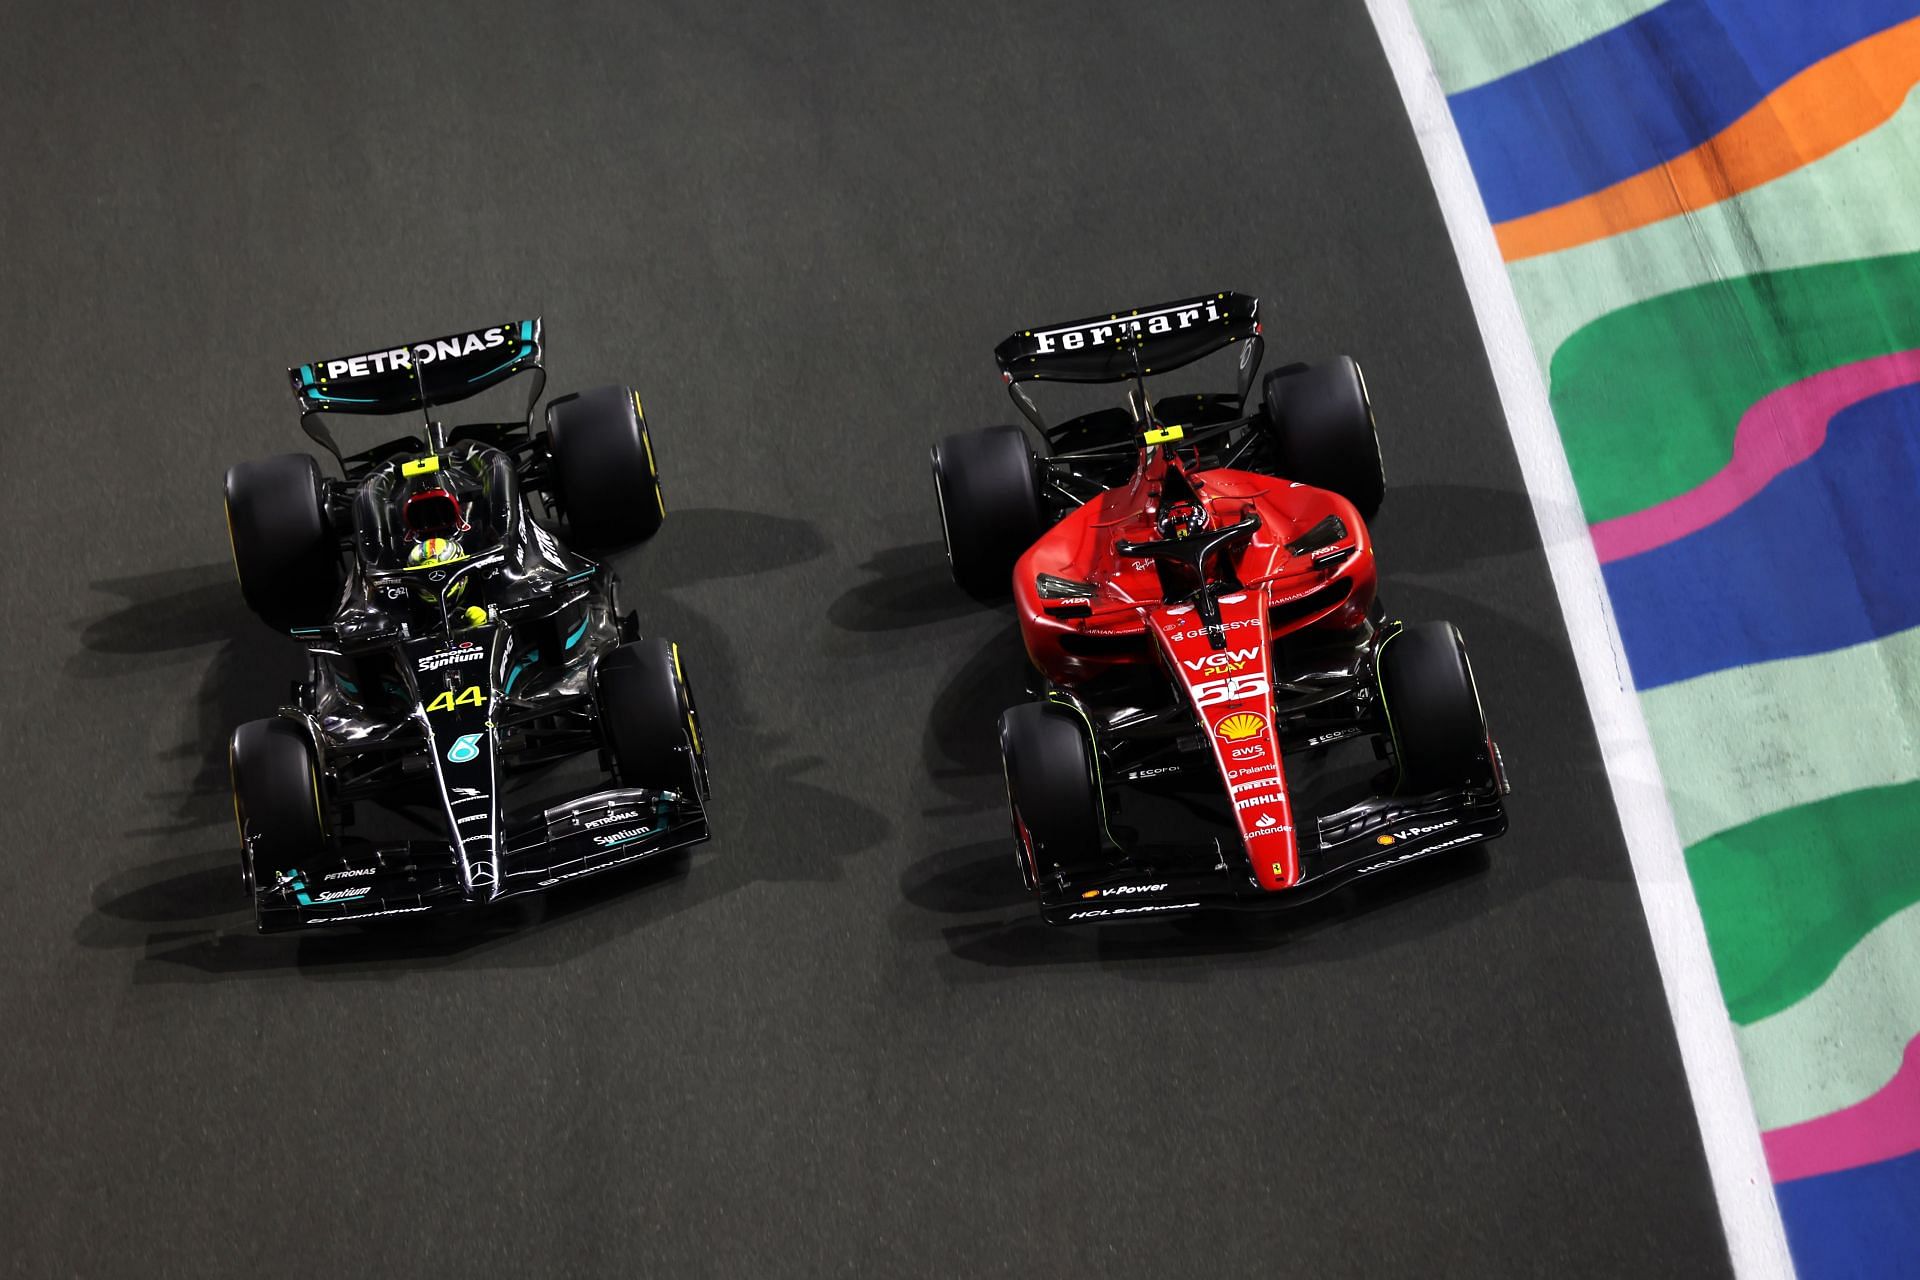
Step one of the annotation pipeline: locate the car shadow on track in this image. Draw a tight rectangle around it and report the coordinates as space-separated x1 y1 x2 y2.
70 508 893 981
826 541 981 638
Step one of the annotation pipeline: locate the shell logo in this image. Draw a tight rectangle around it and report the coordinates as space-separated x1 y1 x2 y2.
1216 712 1266 743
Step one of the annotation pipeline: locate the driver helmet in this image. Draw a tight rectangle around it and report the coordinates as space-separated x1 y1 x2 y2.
408 536 465 568
1157 499 1208 541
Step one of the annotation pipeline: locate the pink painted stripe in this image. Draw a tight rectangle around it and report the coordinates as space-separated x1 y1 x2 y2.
1765 1031 1920 1184
1590 349 1920 564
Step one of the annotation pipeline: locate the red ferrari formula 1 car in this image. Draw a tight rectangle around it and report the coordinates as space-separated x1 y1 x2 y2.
930 292 1508 924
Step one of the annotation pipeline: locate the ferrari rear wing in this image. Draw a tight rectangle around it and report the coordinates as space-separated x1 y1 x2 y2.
992 292 1265 431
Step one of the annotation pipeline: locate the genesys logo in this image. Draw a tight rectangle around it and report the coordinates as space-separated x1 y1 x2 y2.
417 644 484 672
1080 882 1170 899
1167 617 1258 643
319 326 513 380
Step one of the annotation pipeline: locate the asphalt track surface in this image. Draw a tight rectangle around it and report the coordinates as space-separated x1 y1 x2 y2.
0 4 1732 1276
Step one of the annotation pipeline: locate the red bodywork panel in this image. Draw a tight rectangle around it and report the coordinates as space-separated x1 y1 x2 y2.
1012 447 1377 890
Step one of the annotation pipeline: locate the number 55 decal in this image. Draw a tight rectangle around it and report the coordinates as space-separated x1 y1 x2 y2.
1192 674 1268 708
446 733 483 764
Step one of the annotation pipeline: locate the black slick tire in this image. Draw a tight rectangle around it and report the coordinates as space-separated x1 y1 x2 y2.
224 453 344 632
230 717 329 899
1262 356 1385 520
547 385 666 551
1376 621 1492 793
931 425 1045 599
597 638 706 796
999 701 1103 881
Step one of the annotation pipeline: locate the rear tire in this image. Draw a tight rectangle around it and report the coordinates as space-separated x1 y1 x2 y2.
548 385 666 550
931 425 1045 599
597 638 706 796
224 454 344 632
230 717 329 898
1376 621 1491 792
999 702 1103 882
1262 356 1384 520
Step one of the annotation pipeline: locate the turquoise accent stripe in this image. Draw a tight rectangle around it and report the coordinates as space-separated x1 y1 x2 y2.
299 365 315 386
562 617 589 650
465 344 533 384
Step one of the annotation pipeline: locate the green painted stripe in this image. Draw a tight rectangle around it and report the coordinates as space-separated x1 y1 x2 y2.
1510 85 1920 367
1549 249 1920 524
1690 780 1920 1026
1736 897 1920 1129
1407 0 1667 94
1642 624 1920 847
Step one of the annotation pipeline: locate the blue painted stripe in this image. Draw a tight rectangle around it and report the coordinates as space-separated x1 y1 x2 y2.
1776 1147 1920 1278
562 618 589 650
1448 0 1918 223
305 388 381 404
1604 383 1920 689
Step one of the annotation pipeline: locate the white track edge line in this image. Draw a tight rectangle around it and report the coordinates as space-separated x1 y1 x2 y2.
1360 3 1795 1275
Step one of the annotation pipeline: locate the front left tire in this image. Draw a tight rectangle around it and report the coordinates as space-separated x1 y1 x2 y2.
597 638 707 797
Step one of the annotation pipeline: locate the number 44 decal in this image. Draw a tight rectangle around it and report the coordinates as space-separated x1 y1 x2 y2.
425 685 485 713
1192 674 1269 708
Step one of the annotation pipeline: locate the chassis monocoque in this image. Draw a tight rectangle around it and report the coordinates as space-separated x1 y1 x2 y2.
930 292 1509 925
223 319 710 932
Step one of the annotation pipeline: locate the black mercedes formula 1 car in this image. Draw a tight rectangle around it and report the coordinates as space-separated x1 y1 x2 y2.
930 291 1509 924
224 319 710 932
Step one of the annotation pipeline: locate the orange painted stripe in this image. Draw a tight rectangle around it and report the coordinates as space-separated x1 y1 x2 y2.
1495 16 1920 262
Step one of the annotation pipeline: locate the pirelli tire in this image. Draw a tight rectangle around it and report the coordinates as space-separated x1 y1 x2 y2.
999 701 1104 886
229 717 329 906
224 453 345 633
597 638 707 798
931 424 1046 599
547 384 666 551
1376 621 1493 794
1261 356 1385 521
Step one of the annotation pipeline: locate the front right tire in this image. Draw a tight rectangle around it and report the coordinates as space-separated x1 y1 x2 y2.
230 717 329 897
999 701 1104 884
